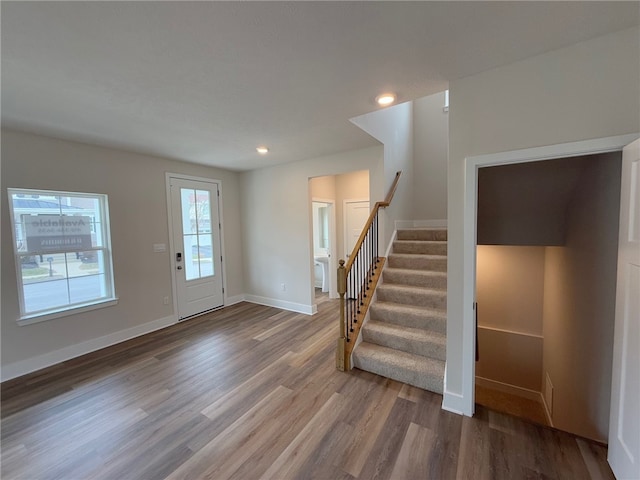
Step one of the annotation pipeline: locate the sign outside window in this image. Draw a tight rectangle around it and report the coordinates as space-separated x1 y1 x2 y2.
24 215 92 252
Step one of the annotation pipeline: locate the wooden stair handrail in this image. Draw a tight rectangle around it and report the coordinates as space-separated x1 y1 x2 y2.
344 171 401 273
337 171 401 371
382 170 402 206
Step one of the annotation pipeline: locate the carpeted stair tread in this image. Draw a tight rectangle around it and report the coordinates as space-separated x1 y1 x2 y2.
352 342 445 394
363 320 446 361
383 267 447 290
377 283 447 309
396 229 447 241
387 253 447 272
351 228 448 395
370 301 446 333
393 240 447 255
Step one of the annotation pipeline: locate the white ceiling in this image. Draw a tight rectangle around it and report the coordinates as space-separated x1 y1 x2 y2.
2 2 638 171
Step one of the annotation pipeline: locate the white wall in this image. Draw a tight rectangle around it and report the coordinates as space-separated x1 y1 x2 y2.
240 147 383 312
542 154 621 442
335 170 369 263
413 92 448 221
447 27 640 408
351 102 414 248
1 130 244 378
309 175 336 201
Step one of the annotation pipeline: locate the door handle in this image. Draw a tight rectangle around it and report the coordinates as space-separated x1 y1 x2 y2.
177 266 183 270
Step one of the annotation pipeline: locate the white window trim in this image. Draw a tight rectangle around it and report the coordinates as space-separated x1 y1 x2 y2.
7 187 118 324
17 298 119 326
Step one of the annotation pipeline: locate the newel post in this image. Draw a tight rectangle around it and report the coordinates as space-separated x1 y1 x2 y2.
336 259 347 371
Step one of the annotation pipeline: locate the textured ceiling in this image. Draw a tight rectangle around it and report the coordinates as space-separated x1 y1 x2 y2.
2 2 638 171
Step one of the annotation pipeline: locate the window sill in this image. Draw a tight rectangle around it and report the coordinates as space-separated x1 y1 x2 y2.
17 298 119 326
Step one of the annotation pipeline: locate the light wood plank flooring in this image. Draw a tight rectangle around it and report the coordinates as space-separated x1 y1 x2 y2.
1 296 614 479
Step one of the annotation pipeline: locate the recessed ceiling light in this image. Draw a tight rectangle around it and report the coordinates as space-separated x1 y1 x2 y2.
256 146 269 154
376 93 397 107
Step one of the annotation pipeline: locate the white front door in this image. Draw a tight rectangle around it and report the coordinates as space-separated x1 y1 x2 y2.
608 139 640 479
344 200 370 258
168 176 224 320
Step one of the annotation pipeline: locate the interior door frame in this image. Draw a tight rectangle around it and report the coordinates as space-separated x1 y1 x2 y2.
165 173 227 322
447 133 640 417
311 197 337 299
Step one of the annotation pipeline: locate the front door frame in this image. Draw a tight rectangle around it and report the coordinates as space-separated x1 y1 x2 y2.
165 173 227 322
454 133 639 417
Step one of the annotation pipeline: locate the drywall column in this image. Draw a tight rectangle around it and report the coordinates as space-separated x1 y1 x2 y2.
446 27 640 414
413 92 449 222
351 101 414 251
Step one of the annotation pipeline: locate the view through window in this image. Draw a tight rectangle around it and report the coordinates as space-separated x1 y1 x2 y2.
8 188 116 322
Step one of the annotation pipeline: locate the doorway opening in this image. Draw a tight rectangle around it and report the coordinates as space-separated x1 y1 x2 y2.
308 170 370 306
474 153 623 437
312 200 334 296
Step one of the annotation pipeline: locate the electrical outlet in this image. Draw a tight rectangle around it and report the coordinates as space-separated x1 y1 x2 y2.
280 283 286 291
163 296 170 305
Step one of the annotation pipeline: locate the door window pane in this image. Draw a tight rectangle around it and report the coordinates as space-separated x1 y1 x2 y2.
180 188 214 280
198 233 214 277
196 190 211 234
183 234 199 281
181 189 197 234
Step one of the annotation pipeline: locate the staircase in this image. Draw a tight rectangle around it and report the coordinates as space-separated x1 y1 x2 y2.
352 228 447 394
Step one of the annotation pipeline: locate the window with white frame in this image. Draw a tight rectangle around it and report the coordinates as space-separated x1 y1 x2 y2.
8 188 117 323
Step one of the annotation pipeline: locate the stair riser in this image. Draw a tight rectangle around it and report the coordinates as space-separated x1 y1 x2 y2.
352 354 444 394
370 305 446 334
387 255 447 272
362 329 446 361
393 242 447 255
383 270 446 290
397 230 447 241
377 287 446 310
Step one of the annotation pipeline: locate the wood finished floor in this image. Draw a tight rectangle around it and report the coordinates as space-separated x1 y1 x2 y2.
475 385 550 427
1 295 615 480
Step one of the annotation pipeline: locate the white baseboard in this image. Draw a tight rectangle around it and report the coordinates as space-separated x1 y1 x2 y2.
1 315 176 382
395 219 448 229
540 390 555 427
395 220 416 229
384 230 397 258
244 295 316 315
413 219 448 228
442 388 467 415
224 294 246 307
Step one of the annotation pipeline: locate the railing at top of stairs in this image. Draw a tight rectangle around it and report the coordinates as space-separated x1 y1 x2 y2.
336 171 402 371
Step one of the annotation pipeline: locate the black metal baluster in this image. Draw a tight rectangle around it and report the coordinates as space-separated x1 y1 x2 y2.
369 223 374 284
350 269 355 332
373 216 377 266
